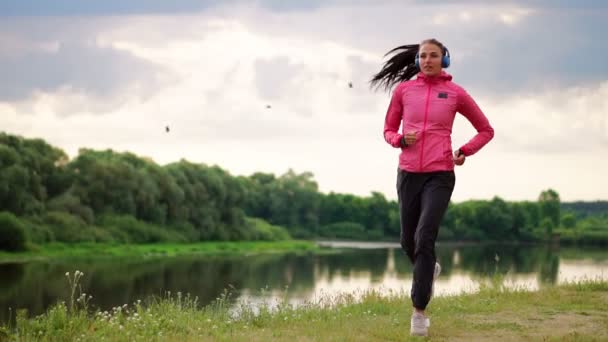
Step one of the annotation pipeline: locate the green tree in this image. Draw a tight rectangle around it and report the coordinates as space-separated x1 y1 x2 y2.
538 189 560 227
0 211 28 251
0 133 69 216
363 192 391 237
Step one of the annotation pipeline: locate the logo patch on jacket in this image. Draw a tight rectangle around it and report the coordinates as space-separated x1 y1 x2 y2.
438 92 448 99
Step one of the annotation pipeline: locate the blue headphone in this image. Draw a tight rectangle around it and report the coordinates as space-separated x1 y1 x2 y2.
415 46 451 68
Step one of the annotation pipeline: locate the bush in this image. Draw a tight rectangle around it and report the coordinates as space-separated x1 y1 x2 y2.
576 216 608 231
96 215 187 243
169 222 200 242
93 224 129 243
46 193 95 224
44 211 93 243
0 211 28 251
22 219 55 244
561 213 577 229
90 226 119 243
318 221 366 240
290 228 314 239
246 218 291 241
517 229 539 242
575 230 608 245
366 229 384 240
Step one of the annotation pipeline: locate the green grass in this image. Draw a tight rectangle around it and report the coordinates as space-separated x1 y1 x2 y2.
0 240 326 263
2 277 607 341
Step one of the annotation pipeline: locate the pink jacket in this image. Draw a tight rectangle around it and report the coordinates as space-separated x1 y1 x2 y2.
383 71 494 172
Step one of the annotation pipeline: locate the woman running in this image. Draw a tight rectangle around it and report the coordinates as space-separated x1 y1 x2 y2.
371 38 494 337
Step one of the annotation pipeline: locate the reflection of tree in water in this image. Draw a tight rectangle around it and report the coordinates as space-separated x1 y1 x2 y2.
0 263 25 324
392 248 414 275
453 244 551 277
391 243 561 284
0 263 24 294
391 245 465 277
0 254 320 322
538 246 560 285
82 253 320 310
314 249 389 283
0 262 70 324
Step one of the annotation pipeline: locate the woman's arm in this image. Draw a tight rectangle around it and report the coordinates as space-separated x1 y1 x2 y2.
456 88 494 156
383 83 406 148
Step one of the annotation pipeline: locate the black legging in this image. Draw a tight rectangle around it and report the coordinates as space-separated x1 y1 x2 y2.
396 168 455 310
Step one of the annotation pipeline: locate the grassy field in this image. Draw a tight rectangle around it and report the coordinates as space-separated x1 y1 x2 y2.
1 276 606 341
0 240 324 263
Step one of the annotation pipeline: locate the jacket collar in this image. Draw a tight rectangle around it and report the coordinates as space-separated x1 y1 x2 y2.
416 70 453 83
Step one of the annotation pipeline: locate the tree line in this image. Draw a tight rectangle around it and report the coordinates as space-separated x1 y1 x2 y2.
0 132 606 251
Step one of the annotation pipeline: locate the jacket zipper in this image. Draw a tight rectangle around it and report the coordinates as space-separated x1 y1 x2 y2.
419 83 431 171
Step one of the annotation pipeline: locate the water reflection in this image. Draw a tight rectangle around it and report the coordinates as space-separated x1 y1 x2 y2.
0 243 606 323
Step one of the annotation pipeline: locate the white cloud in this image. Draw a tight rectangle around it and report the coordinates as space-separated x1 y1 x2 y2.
254 56 308 101
436 6 535 26
498 8 534 25
0 18 174 112
480 82 608 154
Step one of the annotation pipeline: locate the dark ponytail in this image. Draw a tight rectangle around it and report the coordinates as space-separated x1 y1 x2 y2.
370 39 446 92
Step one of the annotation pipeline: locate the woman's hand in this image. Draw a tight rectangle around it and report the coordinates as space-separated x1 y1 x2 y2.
453 150 465 166
404 131 417 146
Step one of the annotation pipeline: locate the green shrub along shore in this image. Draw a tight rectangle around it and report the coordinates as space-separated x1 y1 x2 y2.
1 274 606 341
0 240 323 263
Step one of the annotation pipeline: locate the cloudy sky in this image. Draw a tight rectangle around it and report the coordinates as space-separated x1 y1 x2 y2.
1 0 607 202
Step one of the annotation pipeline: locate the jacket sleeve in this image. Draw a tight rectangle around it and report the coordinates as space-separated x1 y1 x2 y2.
383 83 405 148
456 88 494 156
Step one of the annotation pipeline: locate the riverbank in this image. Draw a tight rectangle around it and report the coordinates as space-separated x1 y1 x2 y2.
1 278 606 341
0 240 324 263
3 239 607 265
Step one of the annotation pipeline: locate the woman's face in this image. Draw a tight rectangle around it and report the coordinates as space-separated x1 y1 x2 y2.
418 43 443 77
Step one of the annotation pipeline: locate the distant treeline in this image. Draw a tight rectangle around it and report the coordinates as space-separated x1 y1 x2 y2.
0 132 606 251
561 201 608 218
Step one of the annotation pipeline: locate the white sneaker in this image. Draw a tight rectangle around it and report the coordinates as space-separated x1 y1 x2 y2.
430 262 441 299
410 312 428 336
